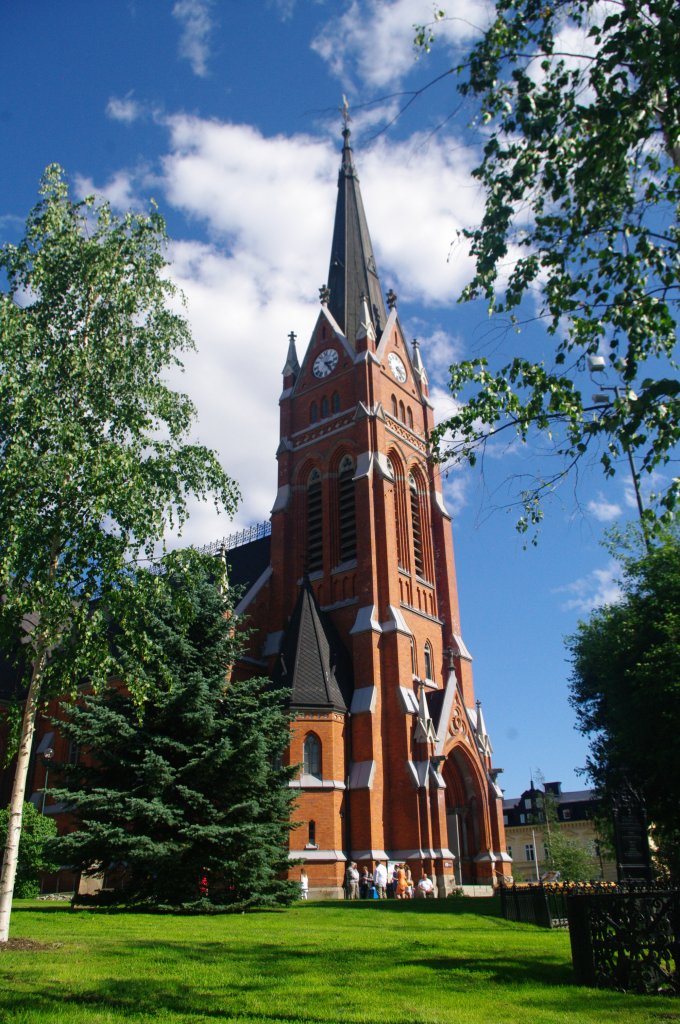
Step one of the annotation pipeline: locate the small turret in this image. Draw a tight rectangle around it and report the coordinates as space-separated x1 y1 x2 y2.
282 330 300 381
412 339 429 395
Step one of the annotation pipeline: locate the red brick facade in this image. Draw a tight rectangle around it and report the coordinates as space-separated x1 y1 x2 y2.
235 129 510 897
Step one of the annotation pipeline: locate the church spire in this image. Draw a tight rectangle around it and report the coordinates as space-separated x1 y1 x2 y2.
326 108 387 348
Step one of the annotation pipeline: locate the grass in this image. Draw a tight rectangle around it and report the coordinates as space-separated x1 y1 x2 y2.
1 897 678 1024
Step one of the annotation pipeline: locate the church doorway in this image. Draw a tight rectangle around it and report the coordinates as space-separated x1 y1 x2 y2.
442 745 492 885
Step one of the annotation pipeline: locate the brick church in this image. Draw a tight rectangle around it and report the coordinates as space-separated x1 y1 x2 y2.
1 124 511 898
228 125 511 898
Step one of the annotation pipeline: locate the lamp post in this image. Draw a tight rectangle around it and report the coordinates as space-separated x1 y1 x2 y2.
588 356 651 554
40 747 54 815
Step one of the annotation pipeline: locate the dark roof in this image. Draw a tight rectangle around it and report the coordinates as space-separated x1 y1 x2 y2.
326 128 387 347
503 782 598 825
273 580 353 712
226 535 271 596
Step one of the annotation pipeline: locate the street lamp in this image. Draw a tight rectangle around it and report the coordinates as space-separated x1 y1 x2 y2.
588 355 651 553
40 747 55 815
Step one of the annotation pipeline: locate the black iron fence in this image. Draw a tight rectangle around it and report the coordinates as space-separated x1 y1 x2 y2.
567 884 680 995
500 881 679 995
500 882 569 929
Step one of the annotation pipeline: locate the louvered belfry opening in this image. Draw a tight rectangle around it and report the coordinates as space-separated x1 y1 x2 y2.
338 456 356 563
307 470 323 572
409 473 424 579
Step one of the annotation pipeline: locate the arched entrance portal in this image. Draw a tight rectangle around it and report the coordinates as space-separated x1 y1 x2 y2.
442 743 494 885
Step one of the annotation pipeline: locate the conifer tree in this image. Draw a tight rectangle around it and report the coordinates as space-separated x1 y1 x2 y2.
50 551 297 910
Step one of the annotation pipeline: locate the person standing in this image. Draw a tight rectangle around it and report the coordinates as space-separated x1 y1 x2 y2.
374 860 387 899
300 869 309 900
345 861 360 899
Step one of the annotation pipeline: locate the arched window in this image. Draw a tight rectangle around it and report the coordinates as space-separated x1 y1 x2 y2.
307 469 323 573
407 407 413 430
424 642 433 682
310 402 318 423
332 392 340 413
308 820 317 846
392 395 398 418
303 733 322 779
409 473 424 578
410 637 417 675
391 454 408 571
338 455 357 563
321 395 329 418
399 400 405 423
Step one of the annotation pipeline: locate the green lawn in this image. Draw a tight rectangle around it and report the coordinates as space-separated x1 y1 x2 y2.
1 898 677 1023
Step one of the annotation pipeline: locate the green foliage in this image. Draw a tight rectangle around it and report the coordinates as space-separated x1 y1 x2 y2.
50 551 297 910
422 0 679 538
567 534 680 878
539 790 597 882
0 801 58 897
0 164 239 705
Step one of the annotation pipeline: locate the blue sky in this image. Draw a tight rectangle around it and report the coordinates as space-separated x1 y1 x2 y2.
1 1 646 799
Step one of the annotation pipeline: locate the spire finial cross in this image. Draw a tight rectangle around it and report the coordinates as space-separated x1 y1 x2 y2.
288 331 297 345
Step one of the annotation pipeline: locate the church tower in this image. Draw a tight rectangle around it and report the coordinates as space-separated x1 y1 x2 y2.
236 123 510 897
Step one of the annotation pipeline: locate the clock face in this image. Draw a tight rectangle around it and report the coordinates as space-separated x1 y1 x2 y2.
313 348 339 378
388 352 407 383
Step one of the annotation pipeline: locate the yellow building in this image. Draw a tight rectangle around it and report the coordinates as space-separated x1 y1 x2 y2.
502 781 617 882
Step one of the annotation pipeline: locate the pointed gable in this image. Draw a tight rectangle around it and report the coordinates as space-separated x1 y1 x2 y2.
274 581 353 712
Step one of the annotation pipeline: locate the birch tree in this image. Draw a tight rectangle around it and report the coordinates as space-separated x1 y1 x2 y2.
0 166 239 941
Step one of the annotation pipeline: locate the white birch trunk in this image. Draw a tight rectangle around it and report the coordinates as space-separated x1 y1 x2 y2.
0 654 44 943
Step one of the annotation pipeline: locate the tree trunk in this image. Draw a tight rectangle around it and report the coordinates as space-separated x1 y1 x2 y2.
0 653 45 943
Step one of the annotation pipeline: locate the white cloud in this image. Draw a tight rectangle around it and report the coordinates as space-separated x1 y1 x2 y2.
312 0 490 91
440 467 470 515
160 115 480 303
172 0 214 78
417 327 465 377
430 382 460 427
74 170 145 212
557 560 622 614
106 94 143 124
77 111 485 548
587 493 622 523
352 134 482 302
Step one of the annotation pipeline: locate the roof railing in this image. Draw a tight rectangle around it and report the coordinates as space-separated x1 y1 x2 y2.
195 520 272 557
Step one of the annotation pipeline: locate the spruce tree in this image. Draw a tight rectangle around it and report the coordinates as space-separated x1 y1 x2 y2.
50 551 297 910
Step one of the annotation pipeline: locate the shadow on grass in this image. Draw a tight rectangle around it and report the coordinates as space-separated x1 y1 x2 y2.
2 939 669 1024
311 896 503 917
13 897 503 922
0 946 567 1023
7 926 680 1024
12 901 289 917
